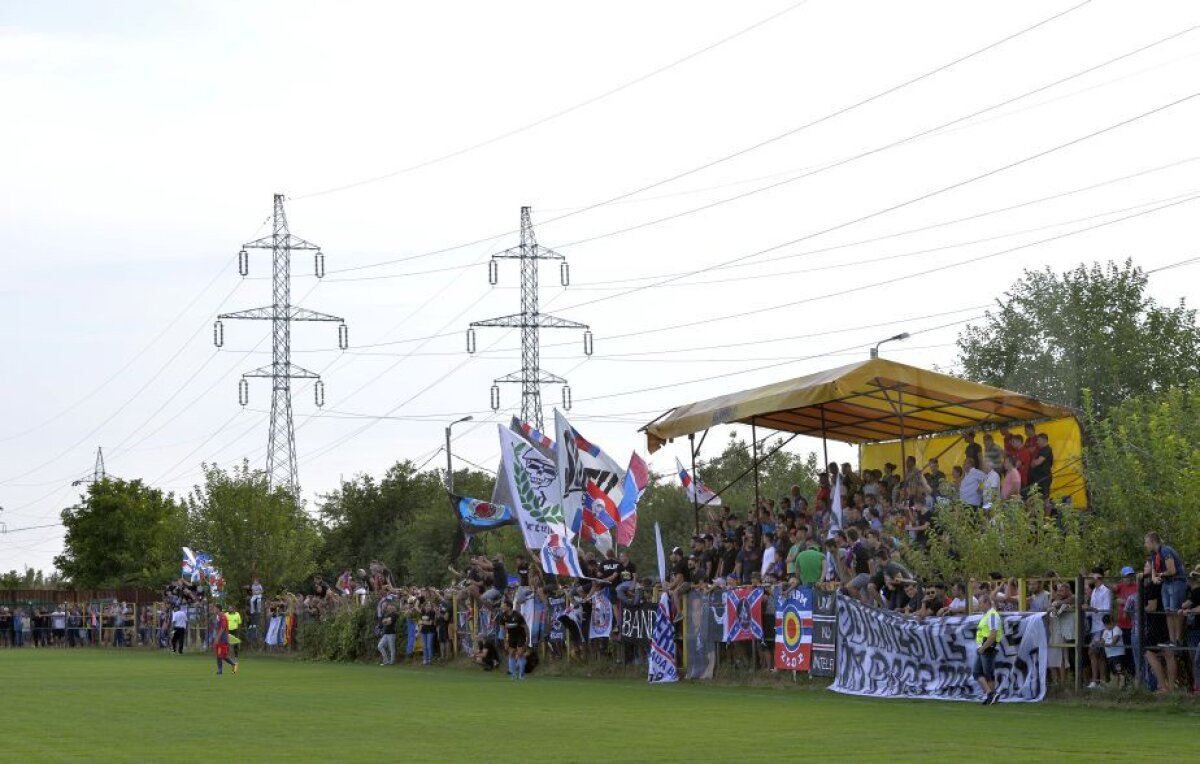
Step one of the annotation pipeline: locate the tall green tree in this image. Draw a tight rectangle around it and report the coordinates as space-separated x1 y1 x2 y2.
186 462 321 601
956 260 1200 415
55 478 186 588
318 461 506 586
1083 385 1200 569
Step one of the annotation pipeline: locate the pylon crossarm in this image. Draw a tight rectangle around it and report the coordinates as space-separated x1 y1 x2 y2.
471 313 587 330
242 233 321 250
243 362 321 380
491 244 564 261
290 308 344 322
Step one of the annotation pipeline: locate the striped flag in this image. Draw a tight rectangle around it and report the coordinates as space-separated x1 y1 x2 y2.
540 533 584 578
616 452 649 546
676 457 721 506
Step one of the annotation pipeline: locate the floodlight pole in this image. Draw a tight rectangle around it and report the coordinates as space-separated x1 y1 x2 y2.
444 415 473 493
870 332 911 359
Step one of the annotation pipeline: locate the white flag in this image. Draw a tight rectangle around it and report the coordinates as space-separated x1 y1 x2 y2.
498 425 569 552
655 522 667 585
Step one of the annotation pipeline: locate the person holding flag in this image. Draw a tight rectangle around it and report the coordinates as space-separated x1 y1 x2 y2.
499 599 530 681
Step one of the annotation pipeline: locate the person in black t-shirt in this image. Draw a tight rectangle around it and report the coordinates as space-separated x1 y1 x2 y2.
615 553 638 605
500 600 529 680
1028 433 1054 502
312 576 330 599
719 536 739 580
599 551 622 590
377 606 398 666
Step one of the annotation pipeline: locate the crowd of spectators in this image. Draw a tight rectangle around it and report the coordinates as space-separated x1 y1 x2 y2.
0 601 147 648
4 428 1197 695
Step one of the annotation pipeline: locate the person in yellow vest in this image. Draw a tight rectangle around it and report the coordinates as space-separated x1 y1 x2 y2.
225 608 242 660
973 591 1004 705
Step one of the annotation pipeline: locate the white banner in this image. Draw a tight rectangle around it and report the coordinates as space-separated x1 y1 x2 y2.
648 592 678 684
830 595 1047 703
589 594 613 640
498 425 569 552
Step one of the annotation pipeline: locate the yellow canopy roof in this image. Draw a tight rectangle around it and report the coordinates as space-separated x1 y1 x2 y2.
643 358 1078 452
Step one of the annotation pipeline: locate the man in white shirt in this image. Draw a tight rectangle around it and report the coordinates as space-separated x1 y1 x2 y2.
1086 569 1113 688
981 459 1001 510
170 606 189 654
760 532 778 579
959 457 986 508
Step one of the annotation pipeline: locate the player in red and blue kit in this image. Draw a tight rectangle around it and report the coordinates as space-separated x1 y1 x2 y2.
210 604 239 676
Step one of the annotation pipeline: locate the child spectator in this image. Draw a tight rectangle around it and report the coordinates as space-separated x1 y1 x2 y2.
1100 614 1126 687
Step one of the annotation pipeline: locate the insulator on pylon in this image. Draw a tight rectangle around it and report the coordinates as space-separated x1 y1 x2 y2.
213 320 224 348
562 385 572 411
583 330 593 356
490 384 500 411
315 380 325 407
238 249 248 277
338 323 349 350
315 251 325 278
466 328 477 354
560 261 570 287
488 259 498 285
238 378 249 407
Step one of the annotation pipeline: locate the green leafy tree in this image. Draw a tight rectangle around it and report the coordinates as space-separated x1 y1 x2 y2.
956 260 1200 415
1083 385 1200 569
0 567 64 590
904 499 1086 582
318 461 506 586
186 462 321 601
55 478 186 588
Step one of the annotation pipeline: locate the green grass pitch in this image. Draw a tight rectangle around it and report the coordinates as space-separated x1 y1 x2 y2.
4 649 1196 761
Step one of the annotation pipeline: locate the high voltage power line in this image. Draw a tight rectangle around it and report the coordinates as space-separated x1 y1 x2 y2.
322 0 1093 277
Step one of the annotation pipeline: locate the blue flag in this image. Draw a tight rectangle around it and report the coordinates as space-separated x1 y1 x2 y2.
450 493 517 533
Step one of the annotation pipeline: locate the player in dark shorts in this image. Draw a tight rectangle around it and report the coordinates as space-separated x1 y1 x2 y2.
500 599 529 681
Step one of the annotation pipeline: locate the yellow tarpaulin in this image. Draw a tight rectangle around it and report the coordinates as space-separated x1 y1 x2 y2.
641 358 1086 504
859 416 1087 508
644 358 1079 449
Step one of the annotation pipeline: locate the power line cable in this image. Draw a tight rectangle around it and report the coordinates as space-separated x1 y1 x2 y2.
552 91 1200 316
550 23 1200 252
325 0 1092 276
292 0 813 200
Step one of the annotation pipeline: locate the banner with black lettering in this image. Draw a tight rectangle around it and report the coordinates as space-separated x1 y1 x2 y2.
810 587 837 678
831 595 1048 703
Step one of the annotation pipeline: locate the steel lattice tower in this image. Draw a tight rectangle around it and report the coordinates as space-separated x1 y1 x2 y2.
214 194 348 495
467 206 591 430
71 447 108 487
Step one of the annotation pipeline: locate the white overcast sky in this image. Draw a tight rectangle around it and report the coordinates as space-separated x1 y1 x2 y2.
2 0 1199 572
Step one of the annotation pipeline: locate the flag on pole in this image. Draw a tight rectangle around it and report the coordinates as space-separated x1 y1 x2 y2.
498 424 569 552
616 452 649 546
492 417 556 510
540 533 584 578
648 592 678 684
450 494 517 534
676 457 721 506
654 522 667 585
555 410 625 544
